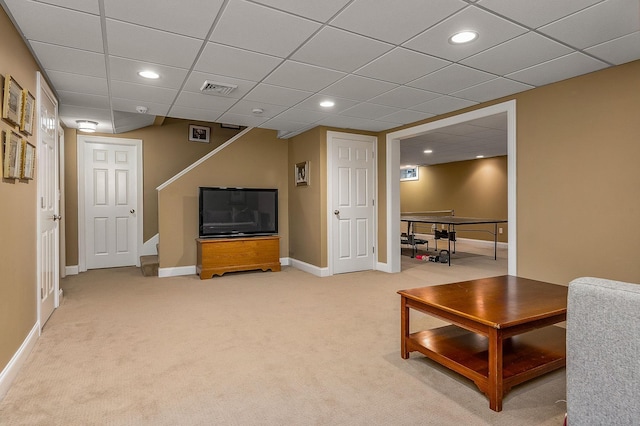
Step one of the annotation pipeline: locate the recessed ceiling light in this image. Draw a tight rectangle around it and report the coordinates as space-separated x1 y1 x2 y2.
476 155 485 159
449 31 478 44
76 120 98 133
424 149 433 154
138 70 160 79
319 100 335 108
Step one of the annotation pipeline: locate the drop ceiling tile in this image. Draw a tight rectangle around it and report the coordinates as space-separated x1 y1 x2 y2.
378 109 435 125
36 0 100 14
173 90 237 111
106 19 202 68
291 26 393 73
410 96 477 115
404 7 527 62
320 75 397 101
3 0 103 52
110 81 178 104
452 78 533 102
506 52 609 86
167 105 223 122
368 86 440 109
539 0 640 49
271 108 331 124
252 0 352 22
183 72 257 98
209 1 321 58
341 103 401 120
408 64 495 94
461 32 573 75
59 105 112 124
112 111 156 133
244 84 312 107
225 100 288 118
318 114 392 132
57 90 110 109
195 43 283 82
31 42 106 77
264 61 346 92
46 70 108 96
295 94 359 113
331 0 466 44
477 0 601 29
111 98 171 116
109 57 189 89
260 118 315 133
216 112 270 128
355 48 451 84
104 0 224 39
586 31 640 65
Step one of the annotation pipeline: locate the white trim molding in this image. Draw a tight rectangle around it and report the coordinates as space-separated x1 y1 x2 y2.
0 324 39 400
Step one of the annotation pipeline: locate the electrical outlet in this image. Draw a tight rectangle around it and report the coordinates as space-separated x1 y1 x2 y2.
499 227 503 234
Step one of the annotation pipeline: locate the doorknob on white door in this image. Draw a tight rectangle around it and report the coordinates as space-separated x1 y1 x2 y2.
130 209 135 214
52 215 62 221
334 210 340 215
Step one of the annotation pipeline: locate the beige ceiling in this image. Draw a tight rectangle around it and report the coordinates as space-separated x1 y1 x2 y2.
2 0 639 158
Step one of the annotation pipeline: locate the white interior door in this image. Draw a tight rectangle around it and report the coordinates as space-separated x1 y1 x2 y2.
82 139 139 269
37 72 59 328
328 131 376 274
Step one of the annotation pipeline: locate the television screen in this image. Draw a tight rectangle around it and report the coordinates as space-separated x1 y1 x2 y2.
199 187 278 238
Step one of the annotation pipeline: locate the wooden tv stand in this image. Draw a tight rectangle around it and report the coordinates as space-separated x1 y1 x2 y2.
196 236 281 279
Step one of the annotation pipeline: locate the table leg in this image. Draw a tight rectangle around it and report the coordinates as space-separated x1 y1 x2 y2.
494 223 498 260
487 328 504 412
400 296 410 359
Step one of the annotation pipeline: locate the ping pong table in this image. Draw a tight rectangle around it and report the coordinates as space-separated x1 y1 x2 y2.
401 215 507 266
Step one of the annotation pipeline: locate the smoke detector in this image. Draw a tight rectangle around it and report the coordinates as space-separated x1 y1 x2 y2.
200 80 238 95
136 106 148 114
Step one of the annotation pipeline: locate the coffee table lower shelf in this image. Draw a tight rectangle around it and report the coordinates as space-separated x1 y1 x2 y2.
407 325 566 396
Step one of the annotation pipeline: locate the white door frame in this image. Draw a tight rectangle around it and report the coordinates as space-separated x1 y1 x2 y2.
327 130 377 276
77 135 143 272
385 100 517 274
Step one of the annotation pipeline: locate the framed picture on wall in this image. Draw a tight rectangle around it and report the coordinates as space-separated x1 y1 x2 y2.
3 131 23 179
2 75 24 127
20 90 35 135
295 161 309 186
21 140 35 180
400 166 419 181
189 124 210 143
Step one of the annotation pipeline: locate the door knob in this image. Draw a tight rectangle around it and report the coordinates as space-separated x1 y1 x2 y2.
334 210 340 215
52 215 62 221
130 209 135 214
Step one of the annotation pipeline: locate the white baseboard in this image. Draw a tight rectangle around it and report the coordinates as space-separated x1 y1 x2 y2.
0 323 39 401
141 234 159 256
376 261 392 273
288 258 330 277
158 265 196 278
65 265 79 275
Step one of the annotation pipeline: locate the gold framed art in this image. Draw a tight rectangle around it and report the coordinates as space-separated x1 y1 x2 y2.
21 140 35 180
20 90 35 135
2 75 23 127
3 131 23 179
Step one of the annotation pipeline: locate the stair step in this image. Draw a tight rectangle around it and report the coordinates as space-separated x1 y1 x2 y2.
140 255 159 277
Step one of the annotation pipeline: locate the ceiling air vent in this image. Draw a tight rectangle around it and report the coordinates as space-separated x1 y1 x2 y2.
200 80 238 95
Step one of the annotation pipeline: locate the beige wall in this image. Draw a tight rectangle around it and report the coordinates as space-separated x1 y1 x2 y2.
400 157 508 243
379 60 640 285
63 119 241 265
0 7 41 377
158 128 289 268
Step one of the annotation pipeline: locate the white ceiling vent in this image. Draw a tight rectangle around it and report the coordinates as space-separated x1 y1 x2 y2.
200 80 238 95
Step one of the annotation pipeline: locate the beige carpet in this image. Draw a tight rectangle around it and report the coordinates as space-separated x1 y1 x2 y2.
0 242 567 425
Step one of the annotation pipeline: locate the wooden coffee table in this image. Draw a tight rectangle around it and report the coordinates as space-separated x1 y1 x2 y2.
398 275 568 411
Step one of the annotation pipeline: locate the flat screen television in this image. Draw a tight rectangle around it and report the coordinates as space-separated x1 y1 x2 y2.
199 187 278 238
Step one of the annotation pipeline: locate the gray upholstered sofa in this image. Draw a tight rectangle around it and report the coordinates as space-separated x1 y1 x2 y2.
566 277 640 425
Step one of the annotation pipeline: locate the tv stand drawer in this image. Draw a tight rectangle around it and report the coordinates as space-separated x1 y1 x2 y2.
196 236 281 279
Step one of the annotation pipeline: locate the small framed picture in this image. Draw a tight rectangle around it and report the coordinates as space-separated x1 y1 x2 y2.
189 124 210 143
400 166 419 181
21 140 35 180
3 75 24 127
20 90 35 135
3 131 23 179
295 161 309 186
